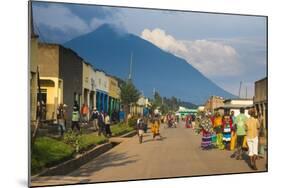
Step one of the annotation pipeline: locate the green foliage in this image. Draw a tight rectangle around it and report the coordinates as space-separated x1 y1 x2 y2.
159 103 169 115
111 123 134 136
153 91 163 107
79 134 108 152
128 116 138 127
120 80 140 106
31 137 75 175
63 131 81 153
150 91 197 115
32 133 108 175
63 131 108 153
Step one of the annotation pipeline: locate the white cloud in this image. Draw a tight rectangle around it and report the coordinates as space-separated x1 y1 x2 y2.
141 28 242 77
89 17 122 31
89 18 107 31
34 4 91 34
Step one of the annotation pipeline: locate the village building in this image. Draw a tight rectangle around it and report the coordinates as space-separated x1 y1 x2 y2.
130 96 151 116
215 98 253 117
30 7 39 122
176 106 197 118
95 69 109 113
108 76 121 115
254 77 267 128
204 96 224 113
82 61 96 114
38 43 83 123
197 105 205 112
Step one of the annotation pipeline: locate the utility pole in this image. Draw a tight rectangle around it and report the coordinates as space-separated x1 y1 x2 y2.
128 52 133 81
246 86 248 99
238 81 242 98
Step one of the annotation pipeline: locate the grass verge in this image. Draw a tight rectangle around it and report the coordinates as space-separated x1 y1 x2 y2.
111 123 135 137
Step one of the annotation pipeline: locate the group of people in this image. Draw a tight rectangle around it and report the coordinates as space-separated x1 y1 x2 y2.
196 108 266 170
165 113 178 128
185 114 196 128
136 115 162 144
67 101 113 137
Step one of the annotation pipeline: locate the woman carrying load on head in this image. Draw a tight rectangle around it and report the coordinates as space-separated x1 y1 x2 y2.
199 112 214 150
151 115 162 140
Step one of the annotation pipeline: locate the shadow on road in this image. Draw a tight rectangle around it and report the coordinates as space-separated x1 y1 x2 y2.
142 136 167 143
241 152 253 169
68 151 138 178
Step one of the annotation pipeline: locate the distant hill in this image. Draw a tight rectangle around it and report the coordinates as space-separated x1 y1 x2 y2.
64 24 235 104
179 101 198 109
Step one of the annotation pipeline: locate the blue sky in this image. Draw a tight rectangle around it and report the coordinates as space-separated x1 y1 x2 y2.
32 1 267 98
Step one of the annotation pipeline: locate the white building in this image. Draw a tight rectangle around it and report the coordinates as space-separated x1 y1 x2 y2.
130 96 151 116
82 62 96 111
216 98 254 117
197 106 205 112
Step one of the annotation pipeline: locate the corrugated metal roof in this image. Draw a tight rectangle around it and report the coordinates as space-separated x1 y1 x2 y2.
215 104 254 110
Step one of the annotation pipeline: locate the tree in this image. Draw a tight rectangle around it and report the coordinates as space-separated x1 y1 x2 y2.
120 80 140 124
154 91 162 106
151 91 162 114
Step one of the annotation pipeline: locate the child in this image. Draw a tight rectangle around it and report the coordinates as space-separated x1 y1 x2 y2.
136 118 146 143
222 114 233 150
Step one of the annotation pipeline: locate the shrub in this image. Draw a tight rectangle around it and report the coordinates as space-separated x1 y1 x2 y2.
79 134 108 152
111 123 134 136
128 116 138 127
63 131 81 153
31 137 75 175
31 133 108 175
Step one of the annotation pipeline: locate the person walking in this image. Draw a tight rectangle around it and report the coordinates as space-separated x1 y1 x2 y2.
104 112 112 137
213 112 224 150
90 107 99 131
71 101 81 132
136 118 146 143
222 113 233 150
166 113 172 128
57 103 66 136
185 115 192 128
230 111 237 151
245 109 260 170
97 111 106 136
199 112 213 150
151 116 162 140
257 112 266 158
81 103 89 125
231 108 248 160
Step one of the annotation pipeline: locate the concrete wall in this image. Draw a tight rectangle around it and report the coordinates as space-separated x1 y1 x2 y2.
82 62 93 91
95 70 109 93
254 77 267 129
204 96 224 113
59 46 83 123
38 43 59 77
37 43 61 120
108 76 120 99
82 62 97 113
40 77 63 120
254 78 267 103
30 37 38 121
228 99 253 105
